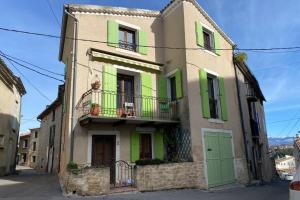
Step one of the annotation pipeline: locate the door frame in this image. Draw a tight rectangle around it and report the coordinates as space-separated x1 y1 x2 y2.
87 131 120 165
201 128 237 188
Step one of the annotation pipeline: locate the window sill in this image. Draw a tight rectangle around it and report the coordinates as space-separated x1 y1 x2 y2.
208 118 224 124
115 48 141 57
204 49 218 57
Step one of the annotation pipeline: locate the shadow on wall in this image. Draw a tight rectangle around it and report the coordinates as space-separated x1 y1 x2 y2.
0 112 19 176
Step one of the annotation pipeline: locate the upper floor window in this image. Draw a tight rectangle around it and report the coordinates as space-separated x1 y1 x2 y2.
23 139 28 148
203 28 214 51
33 142 36 151
34 131 38 138
118 27 136 52
52 110 55 121
207 74 220 119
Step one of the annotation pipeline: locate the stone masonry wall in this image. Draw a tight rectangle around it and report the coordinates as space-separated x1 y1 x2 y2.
136 162 206 191
63 167 110 196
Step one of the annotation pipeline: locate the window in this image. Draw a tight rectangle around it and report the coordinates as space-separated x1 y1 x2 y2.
52 110 55 121
33 142 36 151
0 135 4 147
32 156 36 163
203 28 214 51
207 75 220 119
140 134 152 160
23 154 27 162
49 125 55 147
35 131 38 138
23 139 28 148
118 27 136 51
170 76 177 101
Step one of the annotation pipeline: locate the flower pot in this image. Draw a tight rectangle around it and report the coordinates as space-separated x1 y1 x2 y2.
90 104 100 116
91 81 100 90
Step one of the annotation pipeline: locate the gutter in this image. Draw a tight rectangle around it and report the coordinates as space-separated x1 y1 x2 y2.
233 50 251 184
64 7 78 162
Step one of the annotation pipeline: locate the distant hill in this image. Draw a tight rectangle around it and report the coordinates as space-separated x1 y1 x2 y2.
268 137 294 146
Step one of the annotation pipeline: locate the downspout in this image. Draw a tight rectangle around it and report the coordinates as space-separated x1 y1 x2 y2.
233 50 251 184
65 8 78 162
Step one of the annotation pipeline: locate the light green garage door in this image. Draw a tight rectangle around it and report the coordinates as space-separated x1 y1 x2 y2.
204 132 235 188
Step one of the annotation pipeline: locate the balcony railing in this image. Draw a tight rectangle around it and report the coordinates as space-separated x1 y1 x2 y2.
76 89 178 123
245 82 257 101
118 41 136 52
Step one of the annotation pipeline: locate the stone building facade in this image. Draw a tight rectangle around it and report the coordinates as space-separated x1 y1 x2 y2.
0 58 26 175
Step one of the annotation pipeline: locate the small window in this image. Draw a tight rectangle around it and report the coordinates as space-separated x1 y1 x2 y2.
0 135 4 147
49 125 55 147
118 27 136 52
32 156 36 163
23 139 28 148
33 142 36 151
140 134 152 160
203 28 214 51
170 76 177 101
207 74 220 119
52 110 55 121
35 131 38 138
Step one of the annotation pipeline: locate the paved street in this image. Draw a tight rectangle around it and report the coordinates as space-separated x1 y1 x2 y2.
0 167 289 200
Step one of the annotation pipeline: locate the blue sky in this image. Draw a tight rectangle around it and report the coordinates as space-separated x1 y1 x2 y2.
1 0 300 137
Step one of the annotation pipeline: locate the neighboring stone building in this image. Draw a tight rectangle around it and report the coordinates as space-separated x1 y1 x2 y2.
0 58 26 176
37 85 64 173
57 0 272 194
18 133 30 166
27 128 40 168
234 57 276 183
294 135 300 168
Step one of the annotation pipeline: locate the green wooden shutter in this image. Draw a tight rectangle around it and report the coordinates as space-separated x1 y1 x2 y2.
195 21 204 47
199 69 210 118
130 131 140 163
138 30 148 55
102 65 117 116
218 77 228 121
214 31 221 56
175 69 183 99
154 131 164 160
107 20 118 47
141 72 153 118
158 75 169 110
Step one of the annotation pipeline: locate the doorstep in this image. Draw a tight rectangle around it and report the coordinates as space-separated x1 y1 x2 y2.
207 183 245 192
109 186 139 195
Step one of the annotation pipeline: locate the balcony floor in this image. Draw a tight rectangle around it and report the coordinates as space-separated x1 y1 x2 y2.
79 114 180 127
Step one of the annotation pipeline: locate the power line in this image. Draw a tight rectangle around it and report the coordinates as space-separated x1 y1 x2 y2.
285 118 300 137
268 117 300 124
2 26 300 52
2 52 64 77
0 50 52 102
44 0 61 27
0 52 64 82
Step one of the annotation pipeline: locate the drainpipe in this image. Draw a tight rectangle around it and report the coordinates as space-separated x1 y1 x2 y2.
232 49 251 184
65 8 78 162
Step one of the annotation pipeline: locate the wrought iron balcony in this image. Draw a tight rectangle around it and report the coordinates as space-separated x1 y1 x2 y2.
245 82 257 101
118 41 136 52
76 89 179 126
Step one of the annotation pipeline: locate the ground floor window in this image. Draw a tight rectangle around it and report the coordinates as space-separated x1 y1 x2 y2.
32 156 36 163
140 134 152 160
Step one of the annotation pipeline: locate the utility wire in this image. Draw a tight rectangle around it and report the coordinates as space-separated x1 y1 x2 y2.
0 52 64 82
2 52 64 77
268 117 300 124
0 51 52 102
44 0 61 27
2 26 300 52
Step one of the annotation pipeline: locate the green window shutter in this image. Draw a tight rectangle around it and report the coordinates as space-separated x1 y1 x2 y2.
199 69 210 118
102 65 117 117
175 69 183 99
138 30 148 55
158 75 167 100
107 20 118 47
218 77 228 121
154 131 164 160
130 131 140 162
195 21 204 47
141 72 153 118
214 31 221 56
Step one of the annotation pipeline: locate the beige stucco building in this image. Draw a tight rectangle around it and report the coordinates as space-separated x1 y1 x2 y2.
18 133 30 166
0 58 26 176
57 0 273 194
27 128 40 168
37 85 64 173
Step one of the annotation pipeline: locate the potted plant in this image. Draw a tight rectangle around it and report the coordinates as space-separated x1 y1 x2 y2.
91 80 100 90
90 103 100 116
